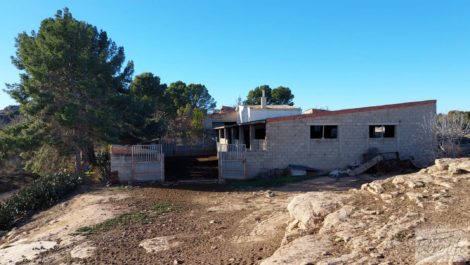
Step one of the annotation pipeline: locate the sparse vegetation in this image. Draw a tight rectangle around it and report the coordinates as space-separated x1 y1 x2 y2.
73 201 174 235
423 112 470 158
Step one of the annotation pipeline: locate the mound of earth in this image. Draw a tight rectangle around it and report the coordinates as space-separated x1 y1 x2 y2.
261 158 470 264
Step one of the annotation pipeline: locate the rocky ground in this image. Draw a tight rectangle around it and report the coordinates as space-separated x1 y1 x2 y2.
0 158 469 264
262 158 470 265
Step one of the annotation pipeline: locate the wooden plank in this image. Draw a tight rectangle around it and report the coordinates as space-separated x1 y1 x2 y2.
348 155 383 176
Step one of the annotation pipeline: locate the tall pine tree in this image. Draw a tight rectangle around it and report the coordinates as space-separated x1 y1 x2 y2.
5 8 134 173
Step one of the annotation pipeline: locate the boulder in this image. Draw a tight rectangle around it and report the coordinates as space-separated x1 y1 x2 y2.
361 181 385 195
287 192 349 229
320 205 356 232
448 161 470 175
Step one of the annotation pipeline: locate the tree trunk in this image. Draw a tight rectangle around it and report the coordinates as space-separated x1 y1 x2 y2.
75 147 82 174
87 142 97 165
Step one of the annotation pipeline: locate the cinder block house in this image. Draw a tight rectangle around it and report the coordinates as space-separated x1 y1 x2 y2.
213 95 436 179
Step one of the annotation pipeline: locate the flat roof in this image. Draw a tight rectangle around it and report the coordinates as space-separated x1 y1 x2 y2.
267 100 436 123
213 120 266 130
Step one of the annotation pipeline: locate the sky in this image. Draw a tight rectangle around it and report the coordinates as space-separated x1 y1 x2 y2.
0 0 469 113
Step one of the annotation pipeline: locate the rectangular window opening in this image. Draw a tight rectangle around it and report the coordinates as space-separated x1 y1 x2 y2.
310 125 323 139
254 128 266 139
369 125 395 138
324 125 338 139
310 125 338 139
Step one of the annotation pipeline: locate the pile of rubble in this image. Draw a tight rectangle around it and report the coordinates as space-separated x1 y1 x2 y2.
262 158 470 265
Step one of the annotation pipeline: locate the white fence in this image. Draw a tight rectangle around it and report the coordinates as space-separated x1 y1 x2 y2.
111 145 164 182
218 144 246 180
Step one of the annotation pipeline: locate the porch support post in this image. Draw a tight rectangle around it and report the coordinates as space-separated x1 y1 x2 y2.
249 125 255 151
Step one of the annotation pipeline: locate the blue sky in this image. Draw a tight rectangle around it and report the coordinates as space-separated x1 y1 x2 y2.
0 0 469 113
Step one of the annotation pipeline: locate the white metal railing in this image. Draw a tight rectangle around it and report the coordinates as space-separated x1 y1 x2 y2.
218 141 266 153
131 144 163 162
217 144 246 160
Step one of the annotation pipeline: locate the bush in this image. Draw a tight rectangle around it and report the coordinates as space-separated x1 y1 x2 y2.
95 151 110 182
0 171 81 230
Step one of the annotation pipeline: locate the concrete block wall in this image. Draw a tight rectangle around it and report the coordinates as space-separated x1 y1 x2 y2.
244 102 436 175
245 151 267 178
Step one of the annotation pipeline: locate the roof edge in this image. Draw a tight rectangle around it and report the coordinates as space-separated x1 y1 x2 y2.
267 100 437 123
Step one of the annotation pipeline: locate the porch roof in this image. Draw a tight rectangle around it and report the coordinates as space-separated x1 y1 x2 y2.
213 119 266 130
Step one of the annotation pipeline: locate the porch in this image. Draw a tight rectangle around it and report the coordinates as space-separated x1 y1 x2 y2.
214 121 267 152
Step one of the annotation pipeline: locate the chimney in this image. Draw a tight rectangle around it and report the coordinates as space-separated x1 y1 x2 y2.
260 89 267 108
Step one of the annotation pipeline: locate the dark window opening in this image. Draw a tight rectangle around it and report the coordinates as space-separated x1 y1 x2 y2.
310 125 338 139
384 125 395 138
255 128 266 139
226 129 232 144
369 125 395 138
243 127 250 149
220 129 225 139
310 126 323 139
233 128 239 139
324 125 338 139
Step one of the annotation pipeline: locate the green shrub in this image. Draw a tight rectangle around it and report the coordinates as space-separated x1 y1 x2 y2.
95 151 110 182
0 171 81 230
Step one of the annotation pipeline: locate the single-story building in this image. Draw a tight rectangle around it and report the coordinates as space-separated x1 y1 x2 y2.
214 94 436 179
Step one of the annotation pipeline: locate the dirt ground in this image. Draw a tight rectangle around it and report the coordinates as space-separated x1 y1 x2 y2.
0 174 379 265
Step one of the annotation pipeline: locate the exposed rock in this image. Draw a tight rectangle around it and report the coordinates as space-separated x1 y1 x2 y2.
263 158 470 264
406 180 425 189
435 158 470 175
139 236 182 253
316 252 362 265
320 205 355 232
0 241 57 264
361 181 385 195
405 192 425 207
435 158 451 171
281 220 304 245
287 192 349 229
70 241 96 259
449 161 470 175
260 235 333 265
433 179 453 189
266 190 275 198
